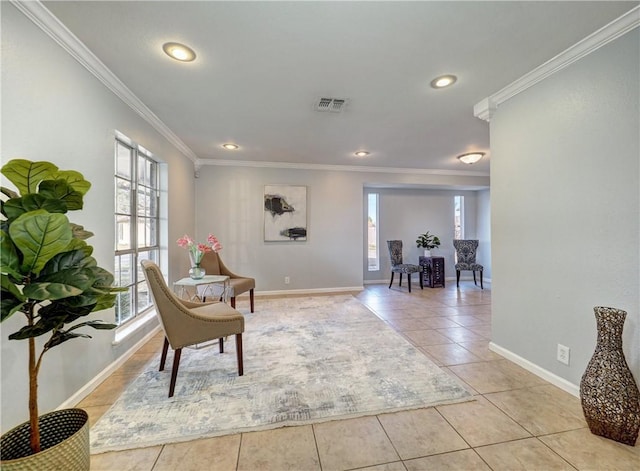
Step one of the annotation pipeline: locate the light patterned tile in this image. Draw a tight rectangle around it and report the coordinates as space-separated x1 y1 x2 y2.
155 435 240 471
90 446 161 471
314 416 399 471
404 449 491 471
436 396 531 446
378 408 468 460
402 329 454 347
476 438 575 470
486 385 586 435
422 343 484 366
237 425 320 471
448 360 547 394
539 428 640 470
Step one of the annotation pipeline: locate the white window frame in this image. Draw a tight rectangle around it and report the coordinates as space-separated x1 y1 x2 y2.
114 136 161 327
367 192 379 271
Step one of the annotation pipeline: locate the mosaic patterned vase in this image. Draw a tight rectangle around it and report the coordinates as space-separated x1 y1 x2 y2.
580 306 640 446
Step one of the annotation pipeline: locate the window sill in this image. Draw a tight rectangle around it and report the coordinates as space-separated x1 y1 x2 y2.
113 309 157 345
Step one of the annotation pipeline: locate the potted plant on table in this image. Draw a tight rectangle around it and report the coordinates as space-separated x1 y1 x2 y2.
0 159 122 470
416 231 441 257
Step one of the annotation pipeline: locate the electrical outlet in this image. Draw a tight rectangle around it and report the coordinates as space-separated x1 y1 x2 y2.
284 276 290 284
557 344 570 365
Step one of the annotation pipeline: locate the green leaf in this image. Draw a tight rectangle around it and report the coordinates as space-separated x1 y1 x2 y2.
52 170 91 196
39 249 94 275
3 194 68 220
1 186 19 199
0 289 25 322
45 331 91 349
67 319 116 331
1 273 25 300
64 238 93 256
92 292 118 311
1 159 58 195
36 266 94 291
1 231 22 277
23 282 83 300
38 301 95 323
9 322 55 340
38 180 84 211
9 210 72 275
70 223 94 240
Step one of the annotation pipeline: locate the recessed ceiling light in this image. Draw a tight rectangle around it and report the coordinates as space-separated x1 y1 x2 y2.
354 151 370 157
162 42 196 62
222 143 239 150
430 74 457 89
457 152 485 164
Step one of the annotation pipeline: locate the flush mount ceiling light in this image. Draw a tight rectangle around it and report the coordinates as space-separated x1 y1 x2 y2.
162 42 196 62
457 152 485 164
430 74 457 89
354 151 370 157
222 143 239 150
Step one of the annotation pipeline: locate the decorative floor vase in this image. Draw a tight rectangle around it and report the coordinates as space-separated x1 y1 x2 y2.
189 266 206 280
0 408 90 470
580 306 640 446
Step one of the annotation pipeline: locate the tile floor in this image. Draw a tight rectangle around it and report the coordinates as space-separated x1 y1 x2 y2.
82 282 640 470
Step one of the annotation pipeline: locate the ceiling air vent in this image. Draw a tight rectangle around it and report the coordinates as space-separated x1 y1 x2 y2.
315 97 348 113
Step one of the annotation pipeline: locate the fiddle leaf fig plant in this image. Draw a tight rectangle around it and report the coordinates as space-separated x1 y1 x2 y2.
1 159 122 454
416 231 441 250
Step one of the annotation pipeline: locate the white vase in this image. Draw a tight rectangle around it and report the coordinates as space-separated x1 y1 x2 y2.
424 249 431 257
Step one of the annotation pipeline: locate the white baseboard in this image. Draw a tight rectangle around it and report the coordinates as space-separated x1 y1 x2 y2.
57 325 161 410
489 342 580 397
256 286 364 297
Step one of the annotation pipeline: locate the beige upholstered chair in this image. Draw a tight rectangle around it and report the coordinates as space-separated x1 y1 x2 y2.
199 251 255 312
141 260 245 397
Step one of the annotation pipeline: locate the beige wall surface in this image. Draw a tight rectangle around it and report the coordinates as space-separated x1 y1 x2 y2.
490 28 639 386
1 4 196 432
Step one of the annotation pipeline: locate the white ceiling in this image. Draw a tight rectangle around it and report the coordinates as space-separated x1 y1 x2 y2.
42 1 638 174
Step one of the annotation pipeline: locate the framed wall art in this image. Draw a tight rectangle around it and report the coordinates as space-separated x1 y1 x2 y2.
264 185 307 241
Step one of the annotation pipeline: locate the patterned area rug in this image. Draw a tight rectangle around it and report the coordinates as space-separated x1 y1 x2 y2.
90 295 473 453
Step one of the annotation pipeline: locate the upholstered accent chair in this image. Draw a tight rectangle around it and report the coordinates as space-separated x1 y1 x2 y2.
141 260 245 397
453 239 484 289
199 251 255 312
387 240 423 293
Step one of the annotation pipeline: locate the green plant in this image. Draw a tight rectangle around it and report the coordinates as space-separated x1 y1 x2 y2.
416 231 441 250
1 159 121 454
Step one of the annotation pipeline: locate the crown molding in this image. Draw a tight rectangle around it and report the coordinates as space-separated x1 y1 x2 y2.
196 158 490 177
11 0 198 163
475 6 640 122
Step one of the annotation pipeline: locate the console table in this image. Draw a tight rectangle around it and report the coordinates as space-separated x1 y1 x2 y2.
419 256 445 288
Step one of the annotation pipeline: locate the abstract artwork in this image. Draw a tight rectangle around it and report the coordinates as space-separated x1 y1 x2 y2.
264 185 307 241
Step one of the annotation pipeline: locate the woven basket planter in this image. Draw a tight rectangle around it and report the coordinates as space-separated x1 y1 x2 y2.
0 408 89 471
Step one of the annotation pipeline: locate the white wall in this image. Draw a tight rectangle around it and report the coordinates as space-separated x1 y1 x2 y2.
476 189 491 280
490 29 639 387
364 188 489 283
195 165 489 292
1 4 196 432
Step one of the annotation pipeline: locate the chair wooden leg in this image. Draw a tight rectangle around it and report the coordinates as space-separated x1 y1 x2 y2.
389 272 394 289
169 348 182 398
399 273 403 287
231 297 236 308
419 272 424 289
250 289 255 313
235 333 244 376
408 274 412 293
219 337 224 353
456 270 461 287
159 337 169 371
473 271 477 286
480 271 484 289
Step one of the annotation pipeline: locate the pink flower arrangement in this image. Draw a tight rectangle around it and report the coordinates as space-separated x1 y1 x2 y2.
176 233 222 266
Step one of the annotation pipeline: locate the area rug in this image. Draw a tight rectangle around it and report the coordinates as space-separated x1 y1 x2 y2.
90 295 473 453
